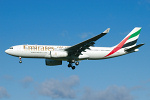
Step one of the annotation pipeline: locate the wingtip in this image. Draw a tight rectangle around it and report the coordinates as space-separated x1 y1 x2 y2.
140 43 145 46
103 28 110 33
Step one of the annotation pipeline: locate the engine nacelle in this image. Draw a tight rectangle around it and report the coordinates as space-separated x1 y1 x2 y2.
50 51 68 58
45 59 62 66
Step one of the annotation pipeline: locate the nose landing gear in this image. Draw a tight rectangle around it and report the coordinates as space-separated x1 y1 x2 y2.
19 57 22 63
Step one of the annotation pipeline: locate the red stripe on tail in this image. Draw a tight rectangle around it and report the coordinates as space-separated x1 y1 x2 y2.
105 35 131 57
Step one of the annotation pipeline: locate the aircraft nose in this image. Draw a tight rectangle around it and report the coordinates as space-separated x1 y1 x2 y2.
5 49 9 54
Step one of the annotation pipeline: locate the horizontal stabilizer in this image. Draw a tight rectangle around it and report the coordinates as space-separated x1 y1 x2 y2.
125 43 144 52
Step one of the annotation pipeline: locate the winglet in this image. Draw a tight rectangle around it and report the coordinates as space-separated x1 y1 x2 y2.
103 28 110 33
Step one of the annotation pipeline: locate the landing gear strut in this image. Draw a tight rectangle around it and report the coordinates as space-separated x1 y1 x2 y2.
67 60 79 70
19 57 22 63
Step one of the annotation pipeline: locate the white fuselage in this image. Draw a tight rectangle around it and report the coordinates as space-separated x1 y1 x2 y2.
5 45 128 61
4 27 143 69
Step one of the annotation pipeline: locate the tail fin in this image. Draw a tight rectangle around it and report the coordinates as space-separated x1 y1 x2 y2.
114 27 141 49
120 27 141 48
105 27 142 57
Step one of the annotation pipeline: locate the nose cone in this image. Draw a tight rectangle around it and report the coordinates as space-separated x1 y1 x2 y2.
5 49 8 53
5 49 10 54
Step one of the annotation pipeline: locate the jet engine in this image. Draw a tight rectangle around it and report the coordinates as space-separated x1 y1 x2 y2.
45 59 62 66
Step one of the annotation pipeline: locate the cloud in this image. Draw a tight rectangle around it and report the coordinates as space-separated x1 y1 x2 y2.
21 76 33 88
137 0 150 10
138 0 150 5
145 0 150 3
2 75 13 81
0 87 10 99
81 85 133 100
61 30 69 37
36 75 79 99
20 76 138 100
142 78 150 84
79 32 94 39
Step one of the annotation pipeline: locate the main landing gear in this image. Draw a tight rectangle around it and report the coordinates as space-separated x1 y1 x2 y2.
19 57 22 63
68 60 79 70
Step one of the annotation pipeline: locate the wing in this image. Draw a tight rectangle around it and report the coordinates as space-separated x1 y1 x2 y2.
65 28 110 56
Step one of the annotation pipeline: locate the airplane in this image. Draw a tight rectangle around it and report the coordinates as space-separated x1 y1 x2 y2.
5 27 144 70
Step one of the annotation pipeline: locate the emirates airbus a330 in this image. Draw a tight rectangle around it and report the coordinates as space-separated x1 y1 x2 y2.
5 27 144 70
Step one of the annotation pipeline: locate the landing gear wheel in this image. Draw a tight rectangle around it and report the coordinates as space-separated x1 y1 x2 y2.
71 60 75 63
68 63 72 67
72 66 75 70
19 60 22 63
67 60 77 70
75 61 79 66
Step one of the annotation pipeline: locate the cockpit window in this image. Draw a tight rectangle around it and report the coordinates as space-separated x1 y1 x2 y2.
9 47 13 49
